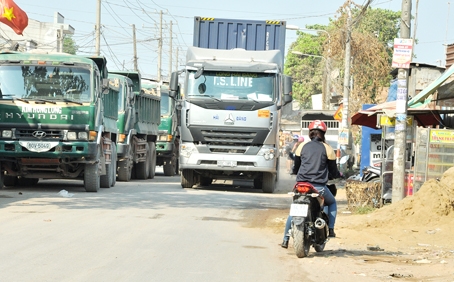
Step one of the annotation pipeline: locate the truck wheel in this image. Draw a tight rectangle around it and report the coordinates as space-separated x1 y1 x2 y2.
84 162 100 192
262 172 276 193
101 143 117 188
3 175 18 187
136 143 150 180
111 144 117 187
118 147 133 182
148 142 156 179
118 160 131 181
163 154 176 177
181 169 194 188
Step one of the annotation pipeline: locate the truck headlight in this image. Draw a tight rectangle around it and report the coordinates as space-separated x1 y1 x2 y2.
68 131 77 140
2 130 12 138
78 132 88 140
158 134 172 142
258 147 276 160
180 143 197 158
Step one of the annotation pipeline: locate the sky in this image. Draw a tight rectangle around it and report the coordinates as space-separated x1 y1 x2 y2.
7 0 454 79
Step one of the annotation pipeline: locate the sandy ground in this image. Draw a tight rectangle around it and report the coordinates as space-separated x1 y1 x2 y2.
244 167 454 281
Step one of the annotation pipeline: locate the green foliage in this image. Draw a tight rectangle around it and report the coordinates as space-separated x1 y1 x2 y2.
285 4 400 119
63 35 78 55
284 32 325 109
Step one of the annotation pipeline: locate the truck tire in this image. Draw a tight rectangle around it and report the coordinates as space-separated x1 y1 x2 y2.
101 143 117 188
111 144 117 187
163 152 176 177
253 177 262 189
181 169 194 188
261 172 276 193
84 162 100 192
135 143 150 180
118 160 131 181
148 142 156 179
117 148 133 182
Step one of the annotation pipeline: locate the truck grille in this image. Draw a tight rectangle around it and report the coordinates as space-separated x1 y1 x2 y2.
17 129 63 140
201 130 256 144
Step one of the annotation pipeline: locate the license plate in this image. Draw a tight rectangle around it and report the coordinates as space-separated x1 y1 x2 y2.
19 141 59 153
289 204 309 217
217 160 237 167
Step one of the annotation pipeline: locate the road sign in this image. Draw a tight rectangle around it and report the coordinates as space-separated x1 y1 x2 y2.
333 104 343 121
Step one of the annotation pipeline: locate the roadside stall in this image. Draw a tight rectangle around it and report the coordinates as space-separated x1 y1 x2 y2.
350 101 442 203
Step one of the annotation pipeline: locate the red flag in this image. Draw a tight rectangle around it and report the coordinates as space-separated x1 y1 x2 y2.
0 0 28 35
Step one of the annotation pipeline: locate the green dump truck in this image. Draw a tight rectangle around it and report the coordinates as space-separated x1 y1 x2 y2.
141 78 180 176
109 71 160 181
0 51 118 192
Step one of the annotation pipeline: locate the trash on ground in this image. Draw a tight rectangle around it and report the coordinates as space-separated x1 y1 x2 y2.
58 190 74 198
367 245 384 251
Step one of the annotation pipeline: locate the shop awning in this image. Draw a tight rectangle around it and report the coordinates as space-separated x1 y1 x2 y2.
351 101 444 129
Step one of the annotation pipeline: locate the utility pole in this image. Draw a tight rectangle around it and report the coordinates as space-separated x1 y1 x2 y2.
132 24 138 71
340 1 352 167
392 0 412 203
175 47 179 72
158 10 163 82
169 20 173 79
95 0 101 56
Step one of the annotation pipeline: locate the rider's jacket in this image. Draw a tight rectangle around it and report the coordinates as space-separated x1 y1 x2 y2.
294 137 341 185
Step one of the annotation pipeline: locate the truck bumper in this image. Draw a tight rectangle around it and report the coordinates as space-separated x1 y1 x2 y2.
179 152 277 173
156 141 174 157
0 140 98 160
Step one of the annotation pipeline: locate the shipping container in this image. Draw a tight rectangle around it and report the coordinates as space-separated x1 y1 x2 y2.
193 17 286 59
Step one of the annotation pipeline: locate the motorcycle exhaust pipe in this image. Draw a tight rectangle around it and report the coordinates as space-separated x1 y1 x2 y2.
314 218 326 229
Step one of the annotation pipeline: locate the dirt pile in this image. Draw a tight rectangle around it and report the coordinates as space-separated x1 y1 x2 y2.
360 167 454 228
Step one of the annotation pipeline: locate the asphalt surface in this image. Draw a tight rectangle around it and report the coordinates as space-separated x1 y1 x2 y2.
0 164 303 282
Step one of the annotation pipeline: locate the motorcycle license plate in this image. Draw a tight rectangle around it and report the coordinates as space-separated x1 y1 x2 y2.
289 204 308 217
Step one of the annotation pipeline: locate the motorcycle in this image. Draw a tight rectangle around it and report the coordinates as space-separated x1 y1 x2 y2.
288 182 335 258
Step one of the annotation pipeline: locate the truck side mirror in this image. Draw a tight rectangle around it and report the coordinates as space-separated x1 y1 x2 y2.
283 75 293 105
102 78 110 94
169 71 179 99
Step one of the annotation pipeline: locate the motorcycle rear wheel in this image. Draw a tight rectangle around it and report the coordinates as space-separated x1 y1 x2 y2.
292 222 311 258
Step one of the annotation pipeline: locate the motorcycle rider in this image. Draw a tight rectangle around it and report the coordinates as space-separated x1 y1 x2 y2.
281 120 342 248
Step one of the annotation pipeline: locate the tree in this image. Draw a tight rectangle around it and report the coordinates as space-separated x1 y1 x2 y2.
285 32 325 109
63 35 78 55
285 4 401 116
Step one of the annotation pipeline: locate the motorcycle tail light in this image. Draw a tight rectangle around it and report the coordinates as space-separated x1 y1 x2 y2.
294 182 318 194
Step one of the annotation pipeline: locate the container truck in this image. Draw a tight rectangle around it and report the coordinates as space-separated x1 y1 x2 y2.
0 50 118 192
108 71 160 181
169 17 292 193
141 78 180 176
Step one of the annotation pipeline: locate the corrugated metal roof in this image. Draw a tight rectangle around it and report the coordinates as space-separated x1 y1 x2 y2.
446 44 454 69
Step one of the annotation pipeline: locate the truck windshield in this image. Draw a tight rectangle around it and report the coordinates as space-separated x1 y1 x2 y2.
161 92 170 115
0 65 91 102
187 70 275 102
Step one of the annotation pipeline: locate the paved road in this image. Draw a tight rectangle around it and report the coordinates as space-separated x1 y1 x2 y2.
0 165 302 282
